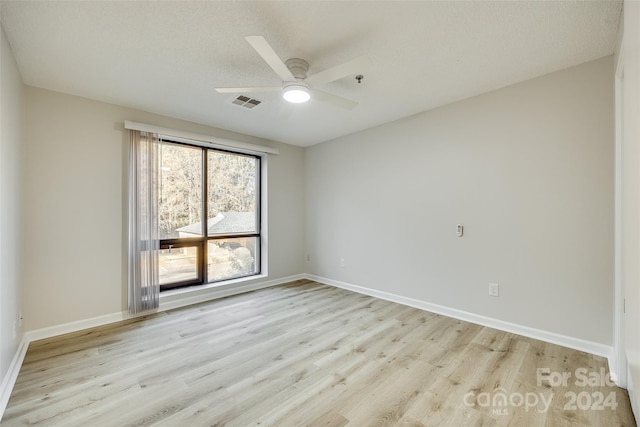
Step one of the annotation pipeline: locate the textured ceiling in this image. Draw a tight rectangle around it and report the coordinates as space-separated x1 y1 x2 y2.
0 1 622 147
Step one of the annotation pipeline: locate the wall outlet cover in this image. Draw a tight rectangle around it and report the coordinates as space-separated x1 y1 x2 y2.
489 283 499 297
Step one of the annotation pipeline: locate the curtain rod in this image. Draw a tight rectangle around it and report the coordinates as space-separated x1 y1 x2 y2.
124 121 279 155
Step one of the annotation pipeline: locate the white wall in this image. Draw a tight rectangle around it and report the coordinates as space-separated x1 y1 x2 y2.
306 56 614 346
22 87 305 331
0 24 23 385
619 0 640 416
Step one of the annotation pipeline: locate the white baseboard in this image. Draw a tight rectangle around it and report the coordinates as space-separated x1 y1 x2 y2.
25 311 129 343
0 273 305 421
628 366 639 424
609 356 626 389
607 358 620 388
305 274 613 360
0 335 29 419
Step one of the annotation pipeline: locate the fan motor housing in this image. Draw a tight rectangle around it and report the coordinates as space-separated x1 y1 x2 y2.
285 58 309 79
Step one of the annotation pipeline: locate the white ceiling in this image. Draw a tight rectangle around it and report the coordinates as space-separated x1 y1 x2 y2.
0 1 622 147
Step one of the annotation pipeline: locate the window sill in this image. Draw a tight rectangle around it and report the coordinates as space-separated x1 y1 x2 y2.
158 274 268 310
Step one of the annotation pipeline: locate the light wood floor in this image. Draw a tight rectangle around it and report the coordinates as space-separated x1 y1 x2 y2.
1 280 636 426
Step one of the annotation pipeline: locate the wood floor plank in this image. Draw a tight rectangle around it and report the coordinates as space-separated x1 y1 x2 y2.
1 280 635 426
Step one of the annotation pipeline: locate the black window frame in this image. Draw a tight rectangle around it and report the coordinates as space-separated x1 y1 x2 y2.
158 138 261 291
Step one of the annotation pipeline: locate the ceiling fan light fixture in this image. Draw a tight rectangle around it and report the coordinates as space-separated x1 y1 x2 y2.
283 82 310 103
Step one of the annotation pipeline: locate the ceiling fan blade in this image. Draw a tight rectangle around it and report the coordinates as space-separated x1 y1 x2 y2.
305 55 372 87
245 35 295 82
310 89 358 110
215 86 281 94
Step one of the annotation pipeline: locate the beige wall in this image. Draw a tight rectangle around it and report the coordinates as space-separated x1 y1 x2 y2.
0 24 24 385
305 56 614 345
21 87 305 330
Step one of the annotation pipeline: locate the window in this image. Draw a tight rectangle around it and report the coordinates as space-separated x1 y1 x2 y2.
158 139 261 290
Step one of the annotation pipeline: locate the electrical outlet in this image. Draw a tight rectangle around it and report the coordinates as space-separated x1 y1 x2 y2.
306 254 311 262
489 283 499 297
18 311 23 327
340 258 345 267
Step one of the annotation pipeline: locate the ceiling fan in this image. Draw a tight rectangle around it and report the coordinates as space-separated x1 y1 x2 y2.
215 36 371 109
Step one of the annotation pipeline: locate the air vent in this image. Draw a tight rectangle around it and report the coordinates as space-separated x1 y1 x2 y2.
231 95 262 109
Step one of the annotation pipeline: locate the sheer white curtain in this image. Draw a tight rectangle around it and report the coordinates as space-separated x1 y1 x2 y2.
128 130 160 314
